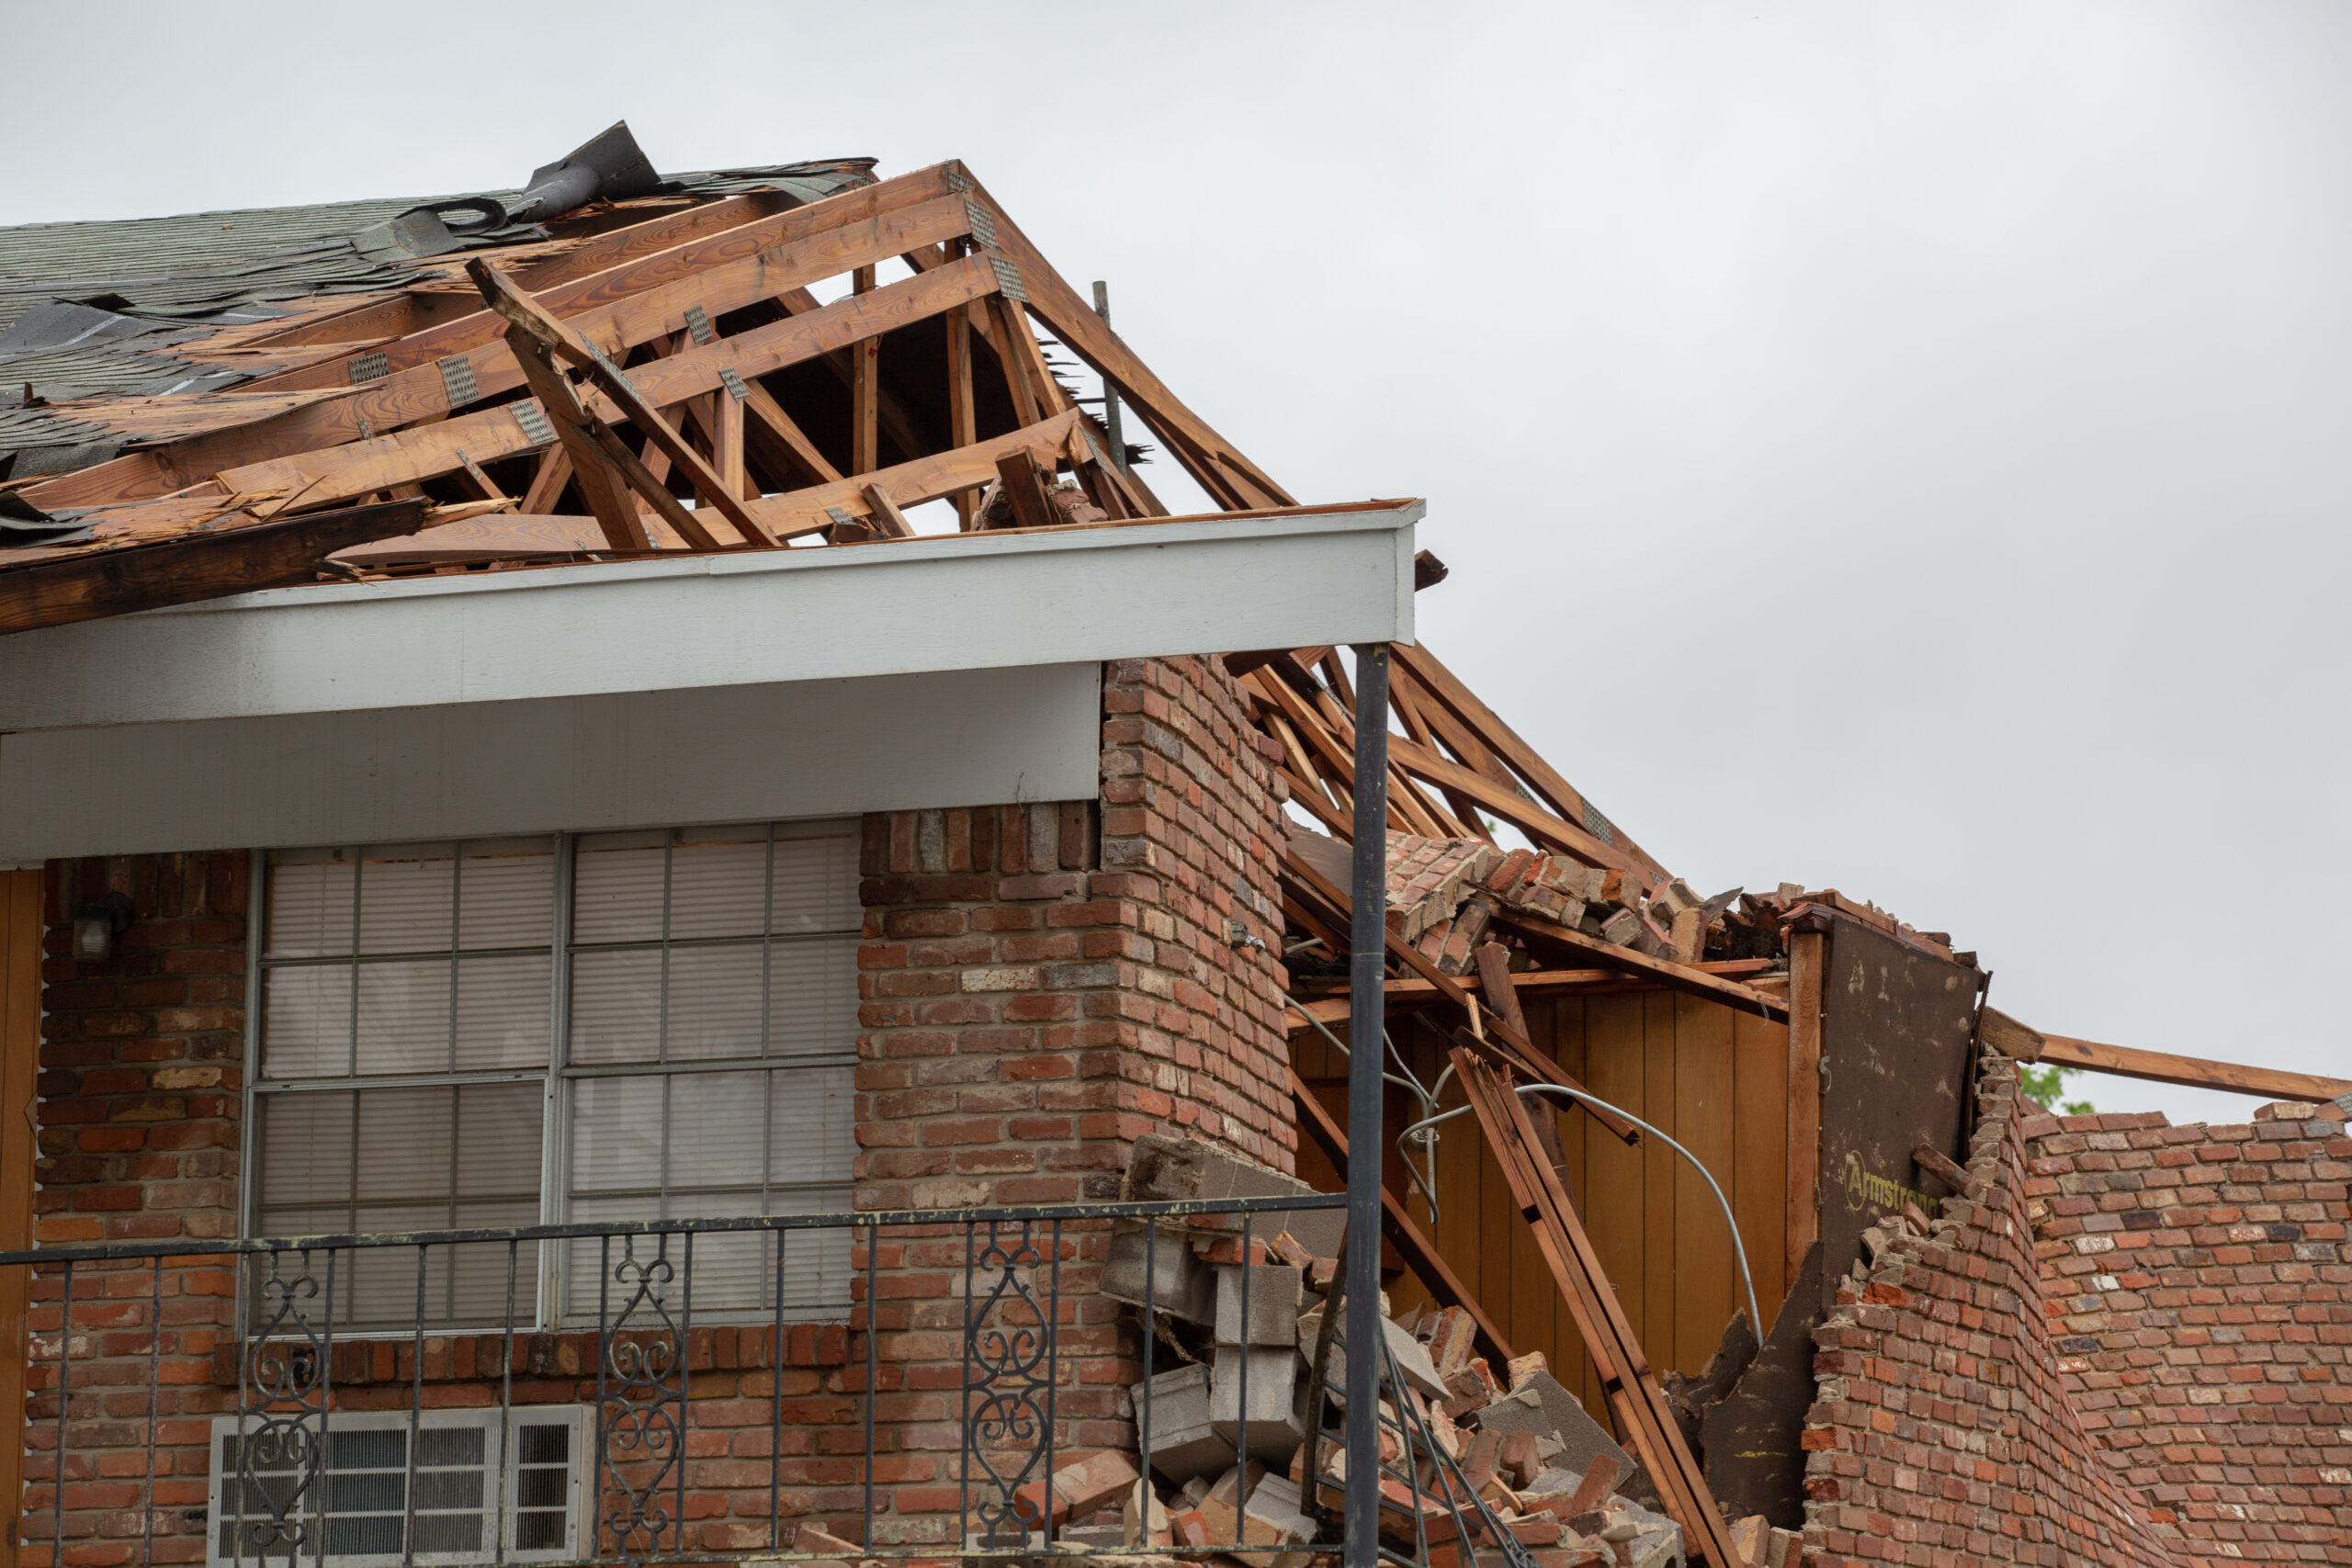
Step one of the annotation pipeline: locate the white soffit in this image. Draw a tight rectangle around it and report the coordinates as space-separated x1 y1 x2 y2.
0 663 1103 862
0 502 1420 733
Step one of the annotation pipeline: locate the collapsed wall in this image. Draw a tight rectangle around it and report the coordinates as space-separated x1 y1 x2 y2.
1797 1051 2352 1567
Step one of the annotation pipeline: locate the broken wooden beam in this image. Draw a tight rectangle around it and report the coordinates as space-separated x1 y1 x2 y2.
2030 1032 2351 1104
1453 1053 1744 1568
0 498 430 637
1489 907 1789 1023
1285 1069 1513 1370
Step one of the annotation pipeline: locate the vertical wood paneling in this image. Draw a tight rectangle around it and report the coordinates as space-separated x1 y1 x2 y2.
0 868 45 1561
1672 993 1738 1370
1580 992 1647 1416
1548 998 1591 1407
1285 987 1792 1411
1641 994 1678 1371
1735 1010 1790 1334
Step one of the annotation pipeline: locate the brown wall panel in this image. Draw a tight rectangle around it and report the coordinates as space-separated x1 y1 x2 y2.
1290 986 1792 1427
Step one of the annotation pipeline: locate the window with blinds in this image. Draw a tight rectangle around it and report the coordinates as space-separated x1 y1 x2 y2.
208 1407 583 1566
253 821 861 1327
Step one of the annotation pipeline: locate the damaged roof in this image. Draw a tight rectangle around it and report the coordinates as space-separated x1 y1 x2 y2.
0 152 876 453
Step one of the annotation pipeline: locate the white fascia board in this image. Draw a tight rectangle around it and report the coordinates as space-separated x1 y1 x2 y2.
0 502 1419 733
0 663 1102 862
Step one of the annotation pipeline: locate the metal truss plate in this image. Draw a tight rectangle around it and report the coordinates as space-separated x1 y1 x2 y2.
989 256 1027 304
717 367 750 402
965 200 998 251
684 305 714 346
347 351 389 384
511 400 555 447
436 354 478 408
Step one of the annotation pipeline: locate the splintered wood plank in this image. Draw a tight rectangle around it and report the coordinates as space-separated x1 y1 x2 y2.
1672 993 1738 1371
1642 993 1678 1376
1733 1008 1789 1327
0 499 430 635
1579 991 1645 1424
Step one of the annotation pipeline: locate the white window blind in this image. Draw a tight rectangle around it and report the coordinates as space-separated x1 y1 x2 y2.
208 1407 583 1567
565 822 858 1318
252 821 860 1327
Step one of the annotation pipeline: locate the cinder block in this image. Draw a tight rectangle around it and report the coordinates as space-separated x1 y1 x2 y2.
1142 1362 1236 1483
1211 1344 1306 1459
1215 1264 1305 1346
1120 1134 1345 1257
1102 1222 1212 1322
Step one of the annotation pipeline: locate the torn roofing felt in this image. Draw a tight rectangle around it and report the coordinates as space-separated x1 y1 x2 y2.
0 154 876 451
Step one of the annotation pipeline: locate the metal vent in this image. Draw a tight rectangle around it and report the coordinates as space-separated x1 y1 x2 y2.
511 400 555 447
717 367 750 402
965 200 998 250
347 352 390 385
436 354 478 408
684 305 714 345
989 256 1027 304
1581 798 1616 847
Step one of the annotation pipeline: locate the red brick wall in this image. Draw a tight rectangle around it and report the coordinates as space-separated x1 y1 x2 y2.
15 654 1305 1562
2022 1100 2352 1564
1799 1048 2352 1567
846 653 1297 1550
23 854 247 1566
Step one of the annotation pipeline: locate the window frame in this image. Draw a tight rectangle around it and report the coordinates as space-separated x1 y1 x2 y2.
239 821 861 1331
204 1404 589 1568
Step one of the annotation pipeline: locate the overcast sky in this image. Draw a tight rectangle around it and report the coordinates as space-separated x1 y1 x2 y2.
7 2 2345 1123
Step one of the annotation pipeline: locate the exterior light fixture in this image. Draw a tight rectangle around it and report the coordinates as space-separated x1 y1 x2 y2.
71 891 134 963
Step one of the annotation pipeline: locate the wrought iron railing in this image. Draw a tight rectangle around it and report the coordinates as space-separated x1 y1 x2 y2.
7 1192 1543 1568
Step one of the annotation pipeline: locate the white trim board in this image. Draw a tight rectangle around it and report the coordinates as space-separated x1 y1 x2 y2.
0 503 1419 733
0 662 1102 861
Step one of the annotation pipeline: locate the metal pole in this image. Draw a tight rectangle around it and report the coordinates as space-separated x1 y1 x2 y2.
1342 643 1388 1568
1090 282 1126 472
